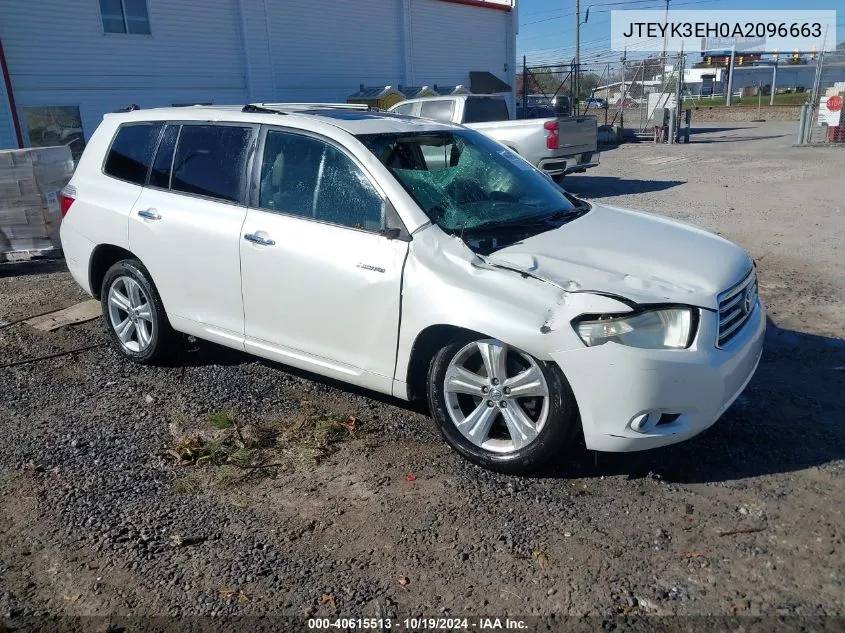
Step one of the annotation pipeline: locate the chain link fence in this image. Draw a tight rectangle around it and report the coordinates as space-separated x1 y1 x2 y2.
805 51 845 145
520 54 687 139
521 51 845 146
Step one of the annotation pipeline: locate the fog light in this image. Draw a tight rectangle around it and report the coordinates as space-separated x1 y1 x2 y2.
630 410 662 433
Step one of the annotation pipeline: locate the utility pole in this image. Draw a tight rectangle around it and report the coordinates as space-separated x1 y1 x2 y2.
661 0 669 86
725 45 736 106
575 0 580 108
770 50 778 106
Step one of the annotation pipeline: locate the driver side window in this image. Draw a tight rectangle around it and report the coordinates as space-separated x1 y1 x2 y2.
259 130 385 232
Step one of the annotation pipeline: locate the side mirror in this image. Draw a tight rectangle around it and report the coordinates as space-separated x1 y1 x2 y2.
382 201 412 242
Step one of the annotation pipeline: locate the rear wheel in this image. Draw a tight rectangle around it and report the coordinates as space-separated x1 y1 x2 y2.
101 259 176 364
427 336 578 473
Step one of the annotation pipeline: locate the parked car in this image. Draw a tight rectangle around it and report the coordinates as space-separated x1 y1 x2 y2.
390 95 598 181
585 97 609 109
518 94 571 117
616 97 638 109
60 104 765 473
515 105 558 119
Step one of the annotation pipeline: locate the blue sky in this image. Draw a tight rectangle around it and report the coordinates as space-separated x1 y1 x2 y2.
517 0 843 66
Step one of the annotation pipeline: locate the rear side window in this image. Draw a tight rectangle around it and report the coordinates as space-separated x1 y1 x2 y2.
419 100 454 122
463 98 510 123
149 124 179 189
171 125 252 204
104 122 162 185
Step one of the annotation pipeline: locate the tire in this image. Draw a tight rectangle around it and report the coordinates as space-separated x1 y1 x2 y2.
427 336 578 474
100 259 176 365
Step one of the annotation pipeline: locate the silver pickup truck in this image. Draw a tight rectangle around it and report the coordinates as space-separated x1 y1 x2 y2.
389 95 599 180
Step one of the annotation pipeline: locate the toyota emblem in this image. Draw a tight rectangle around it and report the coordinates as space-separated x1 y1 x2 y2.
743 287 754 313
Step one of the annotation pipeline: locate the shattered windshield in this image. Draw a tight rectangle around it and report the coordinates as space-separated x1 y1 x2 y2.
357 130 581 234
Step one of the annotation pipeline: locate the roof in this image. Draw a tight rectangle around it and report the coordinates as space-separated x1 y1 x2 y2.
102 103 460 135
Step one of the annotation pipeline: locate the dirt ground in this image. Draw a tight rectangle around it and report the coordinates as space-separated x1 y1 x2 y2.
1 123 843 627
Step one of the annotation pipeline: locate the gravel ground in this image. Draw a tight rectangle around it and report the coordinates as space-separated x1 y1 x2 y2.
1 123 843 625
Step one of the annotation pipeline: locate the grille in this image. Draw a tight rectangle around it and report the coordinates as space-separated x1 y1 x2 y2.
717 270 758 347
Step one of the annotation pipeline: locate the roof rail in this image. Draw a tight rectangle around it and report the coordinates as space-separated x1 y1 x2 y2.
115 104 141 112
243 102 382 113
242 104 287 114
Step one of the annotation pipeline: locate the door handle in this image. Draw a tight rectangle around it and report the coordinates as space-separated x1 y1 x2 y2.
244 232 275 246
137 208 161 220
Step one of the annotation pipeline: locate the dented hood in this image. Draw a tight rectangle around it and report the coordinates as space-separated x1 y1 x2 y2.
486 204 752 310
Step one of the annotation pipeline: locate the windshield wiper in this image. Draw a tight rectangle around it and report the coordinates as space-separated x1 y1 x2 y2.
463 207 586 235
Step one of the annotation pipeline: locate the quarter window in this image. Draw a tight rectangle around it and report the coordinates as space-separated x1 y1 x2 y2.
259 131 384 232
170 125 252 204
104 122 162 185
100 0 151 34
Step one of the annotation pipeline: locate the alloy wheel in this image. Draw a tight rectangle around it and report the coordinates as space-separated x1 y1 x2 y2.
443 339 550 453
107 276 155 353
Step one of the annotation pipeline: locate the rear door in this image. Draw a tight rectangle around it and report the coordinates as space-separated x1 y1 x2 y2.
128 122 257 346
239 126 408 392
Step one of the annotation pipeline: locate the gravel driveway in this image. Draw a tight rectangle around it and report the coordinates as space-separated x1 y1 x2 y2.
1 123 843 625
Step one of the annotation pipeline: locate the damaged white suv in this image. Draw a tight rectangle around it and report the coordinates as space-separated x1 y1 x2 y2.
60 104 764 473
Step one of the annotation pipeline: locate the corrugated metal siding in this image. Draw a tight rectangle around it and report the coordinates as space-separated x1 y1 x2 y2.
410 0 511 89
238 0 275 101
0 0 515 147
262 0 405 102
0 0 248 142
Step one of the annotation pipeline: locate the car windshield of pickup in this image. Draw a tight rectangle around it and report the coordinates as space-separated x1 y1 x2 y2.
358 130 585 239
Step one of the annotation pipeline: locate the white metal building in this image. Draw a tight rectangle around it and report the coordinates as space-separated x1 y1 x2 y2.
0 0 517 155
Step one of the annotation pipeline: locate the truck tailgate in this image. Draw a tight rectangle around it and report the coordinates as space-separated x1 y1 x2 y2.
556 115 597 156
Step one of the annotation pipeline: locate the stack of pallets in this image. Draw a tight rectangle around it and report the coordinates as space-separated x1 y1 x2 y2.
0 146 74 261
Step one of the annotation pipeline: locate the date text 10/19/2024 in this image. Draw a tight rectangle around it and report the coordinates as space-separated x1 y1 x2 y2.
308 617 528 630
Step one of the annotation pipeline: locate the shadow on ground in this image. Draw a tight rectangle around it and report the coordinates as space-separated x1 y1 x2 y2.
553 317 845 483
563 175 685 197
689 134 790 144
0 259 66 278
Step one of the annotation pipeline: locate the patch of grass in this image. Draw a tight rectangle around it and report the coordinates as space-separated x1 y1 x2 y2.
161 404 358 480
208 409 235 430
171 475 200 494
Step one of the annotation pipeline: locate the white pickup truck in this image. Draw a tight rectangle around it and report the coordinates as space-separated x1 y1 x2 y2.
389 95 599 181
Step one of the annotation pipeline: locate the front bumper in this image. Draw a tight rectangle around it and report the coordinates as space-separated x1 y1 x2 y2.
551 301 765 452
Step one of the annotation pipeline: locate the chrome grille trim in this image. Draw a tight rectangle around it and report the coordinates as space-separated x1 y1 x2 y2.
717 269 757 348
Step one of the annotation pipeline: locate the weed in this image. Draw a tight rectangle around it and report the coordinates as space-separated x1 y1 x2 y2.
172 475 200 494
208 409 235 430
162 404 358 483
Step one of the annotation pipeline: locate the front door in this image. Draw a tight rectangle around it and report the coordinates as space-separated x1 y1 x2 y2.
240 128 408 392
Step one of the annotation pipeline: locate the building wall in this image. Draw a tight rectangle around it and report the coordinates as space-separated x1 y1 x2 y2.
0 0 516 149
0 0 249 146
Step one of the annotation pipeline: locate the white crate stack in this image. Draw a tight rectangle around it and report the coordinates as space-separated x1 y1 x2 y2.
0 146 74 261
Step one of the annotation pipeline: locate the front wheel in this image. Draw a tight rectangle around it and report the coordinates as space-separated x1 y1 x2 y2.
427 337 578 473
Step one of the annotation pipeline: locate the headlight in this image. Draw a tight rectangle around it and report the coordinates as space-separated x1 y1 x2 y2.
573 308 696 349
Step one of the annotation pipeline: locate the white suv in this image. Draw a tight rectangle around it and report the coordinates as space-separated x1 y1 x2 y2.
60 103 765 473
